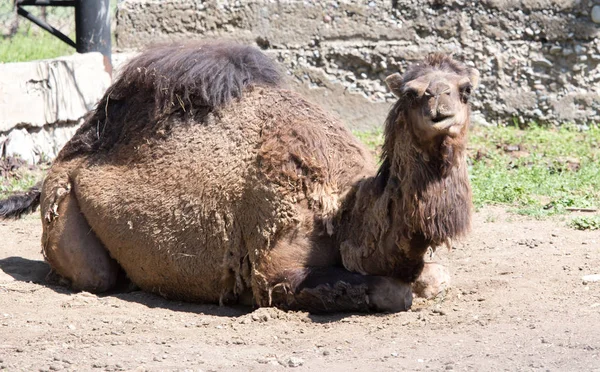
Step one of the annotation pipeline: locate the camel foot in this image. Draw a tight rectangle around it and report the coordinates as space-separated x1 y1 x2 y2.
412 262 451 299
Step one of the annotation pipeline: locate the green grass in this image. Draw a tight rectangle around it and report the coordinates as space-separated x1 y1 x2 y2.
0 171 40 198
0 0 119 63
353 124 600 228
0 29 74 62
352 128 384 159
569 215 600 231
468 124 600 218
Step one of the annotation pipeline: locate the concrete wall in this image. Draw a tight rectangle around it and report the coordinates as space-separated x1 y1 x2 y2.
0 52 111 164
116 0 600 129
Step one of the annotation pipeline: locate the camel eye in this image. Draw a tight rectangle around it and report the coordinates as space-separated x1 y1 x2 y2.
403 86 420 101
459 83 472 103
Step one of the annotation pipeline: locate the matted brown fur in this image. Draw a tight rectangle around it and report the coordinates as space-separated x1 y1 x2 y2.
8 43 477 313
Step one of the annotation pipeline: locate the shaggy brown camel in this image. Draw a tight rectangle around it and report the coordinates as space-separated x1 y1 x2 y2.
0 42 478 313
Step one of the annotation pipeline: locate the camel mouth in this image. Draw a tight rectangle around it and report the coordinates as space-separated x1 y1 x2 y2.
430 117 457 131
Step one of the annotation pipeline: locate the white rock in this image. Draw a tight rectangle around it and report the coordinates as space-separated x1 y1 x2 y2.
591 5 600 24
4 128 36 164
287 357 304 368
582 274 600 284
0 52 110 133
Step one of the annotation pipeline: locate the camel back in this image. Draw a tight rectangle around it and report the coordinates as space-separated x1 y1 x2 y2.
58 42 283 161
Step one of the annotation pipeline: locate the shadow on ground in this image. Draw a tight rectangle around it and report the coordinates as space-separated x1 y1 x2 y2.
0 257 365 321
0 256 251 317
0 256 50 283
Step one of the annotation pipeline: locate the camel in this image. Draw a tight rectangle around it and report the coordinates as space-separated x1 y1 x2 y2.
0 42 478 313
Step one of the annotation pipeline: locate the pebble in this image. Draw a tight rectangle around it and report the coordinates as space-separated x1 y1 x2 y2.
287 357 304 368
582 274 600 284
562 48 574 56
592 5 600 24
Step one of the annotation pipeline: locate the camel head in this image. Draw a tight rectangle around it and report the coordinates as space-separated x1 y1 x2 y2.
385 54 479 147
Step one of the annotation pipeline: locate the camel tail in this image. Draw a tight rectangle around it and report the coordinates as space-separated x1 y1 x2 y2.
0 183 41 219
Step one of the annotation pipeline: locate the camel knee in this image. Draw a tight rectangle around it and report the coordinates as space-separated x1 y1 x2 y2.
42 185 119 293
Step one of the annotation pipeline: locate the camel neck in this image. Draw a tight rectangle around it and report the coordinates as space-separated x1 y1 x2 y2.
378 137 472 247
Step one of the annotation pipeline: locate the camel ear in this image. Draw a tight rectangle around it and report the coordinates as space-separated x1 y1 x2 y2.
467 67 479 90
385 73 403 97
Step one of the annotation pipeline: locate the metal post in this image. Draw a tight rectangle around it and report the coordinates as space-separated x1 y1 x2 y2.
75 0 111 73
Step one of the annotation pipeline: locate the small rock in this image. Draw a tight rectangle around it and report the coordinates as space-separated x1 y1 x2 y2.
67 324 76 331
592 5 600 24
549 45 562 55
287 357 304 368
582 274 600 284
48 365 61 371
533 57 553 68
432 308 447 316
322 350 330 356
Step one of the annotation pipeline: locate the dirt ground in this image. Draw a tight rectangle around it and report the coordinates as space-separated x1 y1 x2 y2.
1 206 599 371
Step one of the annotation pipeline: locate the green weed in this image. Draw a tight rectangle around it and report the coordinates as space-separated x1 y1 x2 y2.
468 124 600 217
0 30 74 62
0 172 40 198
569 215 600 231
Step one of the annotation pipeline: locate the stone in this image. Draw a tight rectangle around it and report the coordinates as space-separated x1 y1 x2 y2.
4 129 36 165
0 52 110 133
592 5 600 23
287 357 304 368
582 274 600 284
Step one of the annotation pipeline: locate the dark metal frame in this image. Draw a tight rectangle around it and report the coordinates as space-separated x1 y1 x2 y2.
15 0 111 67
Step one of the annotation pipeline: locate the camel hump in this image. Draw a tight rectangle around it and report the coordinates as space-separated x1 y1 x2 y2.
112 41 283 113
56 41 283 160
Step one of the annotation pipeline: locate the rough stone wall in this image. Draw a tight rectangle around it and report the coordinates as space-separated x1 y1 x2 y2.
0 53 111 164
116 0 600 129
